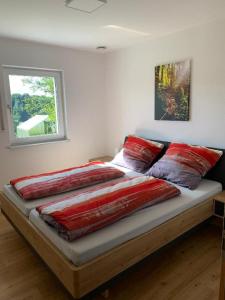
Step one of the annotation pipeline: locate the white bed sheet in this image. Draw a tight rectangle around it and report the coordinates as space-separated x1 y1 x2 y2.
29 179 222 266
3 163 140 216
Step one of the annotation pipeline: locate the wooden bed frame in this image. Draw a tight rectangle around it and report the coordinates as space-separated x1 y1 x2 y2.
0 191 217 299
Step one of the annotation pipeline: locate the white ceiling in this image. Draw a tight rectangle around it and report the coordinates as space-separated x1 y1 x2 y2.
0 0 224 52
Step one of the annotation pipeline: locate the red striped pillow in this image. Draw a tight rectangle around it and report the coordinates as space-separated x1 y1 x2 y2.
167 143 222 176
112 136 164 173
148 142 223 189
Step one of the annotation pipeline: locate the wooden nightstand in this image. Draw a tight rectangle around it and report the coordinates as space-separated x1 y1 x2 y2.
214 191 225 219
89 156 113 163
215 192 225 300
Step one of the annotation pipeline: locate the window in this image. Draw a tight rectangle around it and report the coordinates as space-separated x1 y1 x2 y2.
3 66 67 146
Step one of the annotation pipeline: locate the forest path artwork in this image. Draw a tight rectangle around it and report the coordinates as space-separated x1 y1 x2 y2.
155 60 191 121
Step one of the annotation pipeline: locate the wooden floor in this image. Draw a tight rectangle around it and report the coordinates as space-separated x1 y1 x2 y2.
0 213 222 300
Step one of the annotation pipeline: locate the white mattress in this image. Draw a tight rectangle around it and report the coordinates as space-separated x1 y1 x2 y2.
29 179 222 266
3 163 141 217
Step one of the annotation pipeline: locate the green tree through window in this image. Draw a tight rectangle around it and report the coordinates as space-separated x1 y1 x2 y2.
11 76 57 136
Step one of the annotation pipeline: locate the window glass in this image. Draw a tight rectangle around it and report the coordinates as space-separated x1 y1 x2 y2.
9 75 58 138
3 67 67 146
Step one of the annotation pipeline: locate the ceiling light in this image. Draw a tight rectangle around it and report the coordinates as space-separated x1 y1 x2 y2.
105 25 149 36
96 46 107 50
65 0 107 13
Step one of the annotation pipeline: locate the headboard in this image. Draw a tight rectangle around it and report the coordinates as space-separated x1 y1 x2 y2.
124 136 225 189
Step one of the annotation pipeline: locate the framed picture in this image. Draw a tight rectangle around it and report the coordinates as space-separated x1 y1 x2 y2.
155 60 191 121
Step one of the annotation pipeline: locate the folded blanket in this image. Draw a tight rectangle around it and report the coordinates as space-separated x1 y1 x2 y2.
10 162 125 200
37 176 180 241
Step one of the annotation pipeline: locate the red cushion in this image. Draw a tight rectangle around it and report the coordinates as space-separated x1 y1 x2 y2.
167 143 222 176
124 136 163 162
112 136 164 173
148 142 223 189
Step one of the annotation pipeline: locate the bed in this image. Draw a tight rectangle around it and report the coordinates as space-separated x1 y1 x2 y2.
1 139 225 298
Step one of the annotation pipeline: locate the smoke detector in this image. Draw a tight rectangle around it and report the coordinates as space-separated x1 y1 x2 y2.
65 0 107 13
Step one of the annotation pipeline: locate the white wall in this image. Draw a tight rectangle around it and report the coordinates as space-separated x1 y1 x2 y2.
0 37 106 188
1 19 225 188
105 19 225 155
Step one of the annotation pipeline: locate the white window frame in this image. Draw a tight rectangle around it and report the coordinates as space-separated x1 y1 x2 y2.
2 66 68 147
